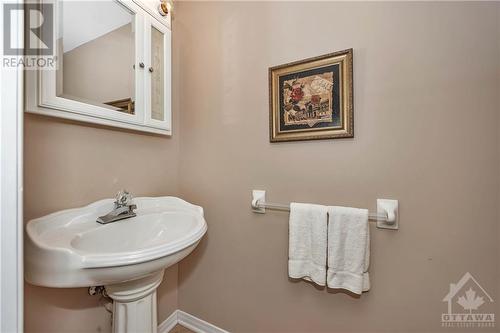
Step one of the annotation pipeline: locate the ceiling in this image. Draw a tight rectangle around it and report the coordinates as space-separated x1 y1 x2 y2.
60 1 133 53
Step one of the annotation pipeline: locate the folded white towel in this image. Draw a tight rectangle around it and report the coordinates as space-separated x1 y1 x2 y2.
327 206 370 294
288 202 328 286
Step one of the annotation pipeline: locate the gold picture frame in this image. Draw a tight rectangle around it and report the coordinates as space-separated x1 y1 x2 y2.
269 49 353 142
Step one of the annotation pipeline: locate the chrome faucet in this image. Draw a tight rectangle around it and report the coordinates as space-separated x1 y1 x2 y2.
96 190 137 224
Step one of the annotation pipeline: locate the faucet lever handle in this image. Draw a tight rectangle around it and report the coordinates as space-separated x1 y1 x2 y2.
115 190 133 207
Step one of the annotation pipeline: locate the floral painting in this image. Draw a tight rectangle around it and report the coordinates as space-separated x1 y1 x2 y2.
269 49 353 142
282 72 334 128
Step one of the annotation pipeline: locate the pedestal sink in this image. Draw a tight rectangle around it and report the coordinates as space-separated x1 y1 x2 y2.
25 197 207 333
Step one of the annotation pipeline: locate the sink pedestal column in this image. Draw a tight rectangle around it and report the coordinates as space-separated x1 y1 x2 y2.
105 270 164 333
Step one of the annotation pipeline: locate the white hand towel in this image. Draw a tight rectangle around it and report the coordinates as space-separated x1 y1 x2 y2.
327 206 370 294
288 203 328 286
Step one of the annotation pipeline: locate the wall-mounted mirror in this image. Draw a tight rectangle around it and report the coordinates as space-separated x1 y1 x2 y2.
26 0 172 135
56 1 136 114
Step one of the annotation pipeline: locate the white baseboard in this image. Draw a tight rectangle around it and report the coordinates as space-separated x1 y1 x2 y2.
158 310 179 333
158 310 228 333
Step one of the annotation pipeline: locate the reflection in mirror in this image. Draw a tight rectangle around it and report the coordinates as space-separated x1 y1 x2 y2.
56 1 135 114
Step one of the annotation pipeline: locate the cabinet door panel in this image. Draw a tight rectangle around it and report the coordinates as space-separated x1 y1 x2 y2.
144 17 171 131
38 0 145 125
151 25 165 121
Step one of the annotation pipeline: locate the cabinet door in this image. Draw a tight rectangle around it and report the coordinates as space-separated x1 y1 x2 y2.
144 17 171 131
37 0 146 125
25 0 173 135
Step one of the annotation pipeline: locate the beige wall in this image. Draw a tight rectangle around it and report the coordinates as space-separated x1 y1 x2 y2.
62 24 134 105
498 3 500 321
175 2 500 332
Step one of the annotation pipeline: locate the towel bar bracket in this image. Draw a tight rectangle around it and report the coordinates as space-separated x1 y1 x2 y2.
251 190 399 230
251 190 266 214
377 199 399 230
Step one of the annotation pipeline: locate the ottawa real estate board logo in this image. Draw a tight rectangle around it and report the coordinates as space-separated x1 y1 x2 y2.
442 272 495 328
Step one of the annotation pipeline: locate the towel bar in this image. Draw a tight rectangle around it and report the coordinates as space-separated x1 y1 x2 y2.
251 190 399 230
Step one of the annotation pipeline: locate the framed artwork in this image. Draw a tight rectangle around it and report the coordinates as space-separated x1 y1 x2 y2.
269 49 353 142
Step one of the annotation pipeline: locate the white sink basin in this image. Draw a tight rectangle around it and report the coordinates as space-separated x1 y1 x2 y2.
25 196 207 288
